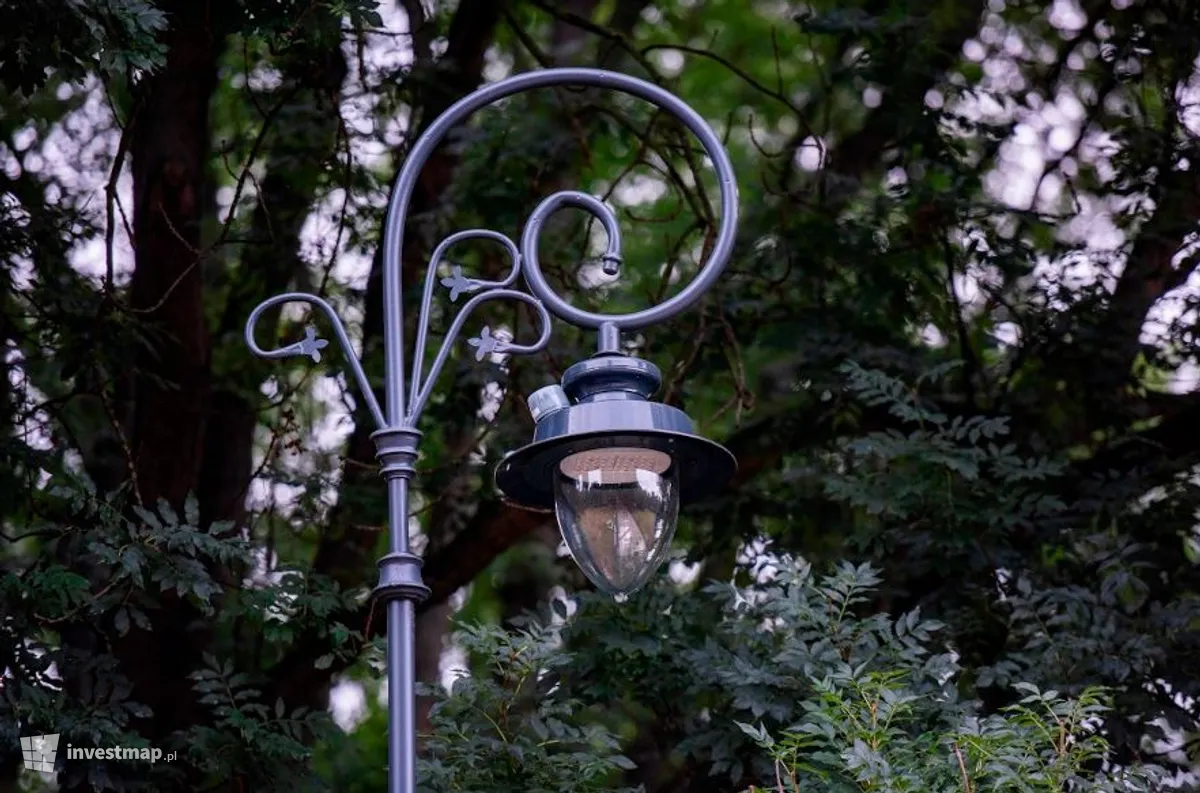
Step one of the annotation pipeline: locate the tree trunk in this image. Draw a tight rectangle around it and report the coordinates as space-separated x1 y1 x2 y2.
59 5 221 791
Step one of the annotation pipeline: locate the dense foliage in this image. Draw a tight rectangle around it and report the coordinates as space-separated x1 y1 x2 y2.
3 0 1200 790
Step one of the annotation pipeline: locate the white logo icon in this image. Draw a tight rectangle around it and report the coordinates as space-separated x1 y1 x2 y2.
20 733 59 773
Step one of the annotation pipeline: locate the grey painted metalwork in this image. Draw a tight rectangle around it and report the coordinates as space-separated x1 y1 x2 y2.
526 383 572 423
244 67 739 793
494 354 737 509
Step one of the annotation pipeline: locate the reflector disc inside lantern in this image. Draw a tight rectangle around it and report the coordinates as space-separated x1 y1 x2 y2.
553 447 679 595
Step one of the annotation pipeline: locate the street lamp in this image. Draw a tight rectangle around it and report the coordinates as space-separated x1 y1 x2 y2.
246 67 738 793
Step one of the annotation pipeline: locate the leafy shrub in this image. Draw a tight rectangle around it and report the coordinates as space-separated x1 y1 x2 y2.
406 557 1167 792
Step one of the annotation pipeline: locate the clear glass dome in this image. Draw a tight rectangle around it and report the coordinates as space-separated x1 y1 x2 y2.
553 446 680 596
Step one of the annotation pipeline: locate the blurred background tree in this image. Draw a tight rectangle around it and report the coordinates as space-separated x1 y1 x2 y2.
2 0 1200 790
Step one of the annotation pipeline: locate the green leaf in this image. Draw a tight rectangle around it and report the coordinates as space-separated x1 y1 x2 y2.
185 491 200 526
114 606 130 636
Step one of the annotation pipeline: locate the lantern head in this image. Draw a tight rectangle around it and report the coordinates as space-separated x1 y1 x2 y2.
495 354 736 595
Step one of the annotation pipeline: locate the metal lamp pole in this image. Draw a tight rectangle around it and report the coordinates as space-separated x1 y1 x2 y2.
246 68 739 793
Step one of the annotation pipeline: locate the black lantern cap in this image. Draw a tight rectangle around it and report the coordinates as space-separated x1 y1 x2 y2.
494 354 736 510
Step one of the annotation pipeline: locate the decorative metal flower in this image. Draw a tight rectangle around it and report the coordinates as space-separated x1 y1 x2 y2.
440 265 480 303
292 326 328 363
467 326 500 361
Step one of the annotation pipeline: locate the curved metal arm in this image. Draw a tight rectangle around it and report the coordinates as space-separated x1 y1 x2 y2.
244 292 386 431
522 191 623 277
379 67 739 424
248 68 736 428
408 229 522 414
407 288 552 421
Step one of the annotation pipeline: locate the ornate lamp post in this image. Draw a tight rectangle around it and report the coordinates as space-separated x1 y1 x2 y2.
246 68 738 793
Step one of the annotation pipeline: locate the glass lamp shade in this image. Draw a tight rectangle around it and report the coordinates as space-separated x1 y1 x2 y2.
552 446 680 596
